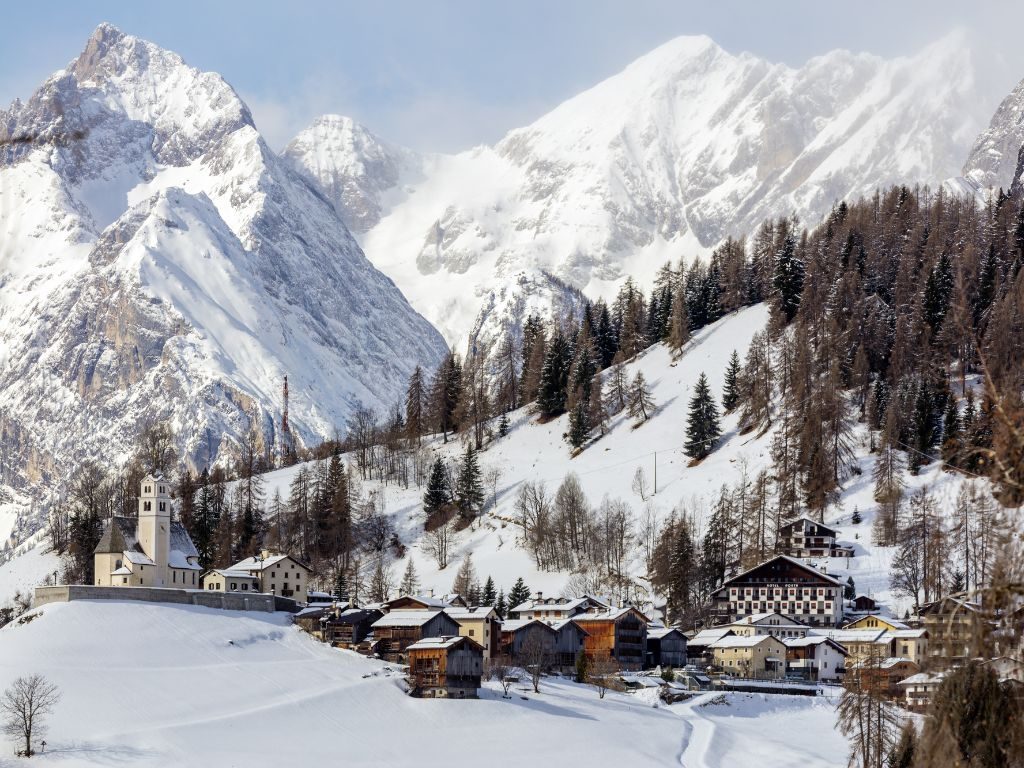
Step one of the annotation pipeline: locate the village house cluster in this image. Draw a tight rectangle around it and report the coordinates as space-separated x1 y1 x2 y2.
71 478 1023 704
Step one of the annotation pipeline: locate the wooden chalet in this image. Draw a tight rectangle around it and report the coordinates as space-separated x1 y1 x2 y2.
777 517 853 559
919 595 986 668
508 594 608 621
646 627 687 668
324 607 384 647
383 593 466 612
551 619 589 670
370 610 461 663
850 595 880 613
848 657 921 699
498 619 558 662
573 606 649 670
406 636 484 699
710 555 846 627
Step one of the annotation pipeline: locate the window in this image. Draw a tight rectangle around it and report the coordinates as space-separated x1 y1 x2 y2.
144 501 152 511
231 582 237 590
159 485 166 494
242 584 249 591
145 486 151 494
173 572 177 583
209 584 215 591
159 502 166 512
122 577 128 585
115 559 122 569
468 629 475 636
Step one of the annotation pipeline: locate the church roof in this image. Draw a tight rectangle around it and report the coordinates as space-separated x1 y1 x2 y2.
93 516 198 560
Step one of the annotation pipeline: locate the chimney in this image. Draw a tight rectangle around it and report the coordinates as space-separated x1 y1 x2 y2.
428 588 435 598
260 549 270 561
535 591 543 602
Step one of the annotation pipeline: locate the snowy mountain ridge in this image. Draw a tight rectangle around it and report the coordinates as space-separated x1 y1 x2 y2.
0 24 448 547
286 32 985 348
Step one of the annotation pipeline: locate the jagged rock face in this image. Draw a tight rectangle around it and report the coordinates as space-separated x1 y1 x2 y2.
0 24 448 540
291 33 983 350
963 76 1024 192
282 115 417 233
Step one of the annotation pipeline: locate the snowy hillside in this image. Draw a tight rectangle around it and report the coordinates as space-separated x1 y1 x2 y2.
0 601 845 767
247 305 981 618
0 24 448 539
288 33 984 347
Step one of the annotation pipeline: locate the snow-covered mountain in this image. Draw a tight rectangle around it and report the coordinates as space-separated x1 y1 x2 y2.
282 114 420 233
0 24 448 542
961 75 1024 194
286 33 984 347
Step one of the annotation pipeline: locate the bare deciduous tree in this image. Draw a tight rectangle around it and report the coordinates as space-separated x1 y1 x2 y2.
1 674 60 757
515 633 552 694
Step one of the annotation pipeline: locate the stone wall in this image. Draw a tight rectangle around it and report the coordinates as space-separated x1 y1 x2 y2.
33 585 298 614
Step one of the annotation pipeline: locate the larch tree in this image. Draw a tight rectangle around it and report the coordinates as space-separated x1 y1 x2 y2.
627 371 655 424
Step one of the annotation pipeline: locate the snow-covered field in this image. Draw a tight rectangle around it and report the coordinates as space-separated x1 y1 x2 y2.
0 600 845 767
0 541 59 603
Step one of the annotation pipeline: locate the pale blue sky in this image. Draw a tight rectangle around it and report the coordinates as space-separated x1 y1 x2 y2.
2 1 1022 152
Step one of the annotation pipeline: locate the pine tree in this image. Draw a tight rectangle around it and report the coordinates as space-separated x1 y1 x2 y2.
722 350 740 412
685 372 721 460
482 576 496 606
423 458 451 518
507 577 531 611
608 363 628 414
495 589 507 619
405 365 426 445
497 413 510 438
454 445 484 520
845 576 855 600
772 231 804 323
567 402 589 450
400 557 420 595
668 519 696 621
537 330 571 417
586 375 609 437
627 371 655 423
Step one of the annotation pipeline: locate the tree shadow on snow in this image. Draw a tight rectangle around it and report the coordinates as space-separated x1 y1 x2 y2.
0 740 162 765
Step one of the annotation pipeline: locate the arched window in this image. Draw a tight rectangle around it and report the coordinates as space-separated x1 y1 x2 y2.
115 559 122 569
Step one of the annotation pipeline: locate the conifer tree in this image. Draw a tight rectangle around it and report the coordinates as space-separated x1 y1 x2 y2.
454 445 484 520
507 577 531 611
668 519 696 621
405 365 426 444
452 554 477 597
627 371 655 423
497 413 510 438
722 350 740 412
567 402 589 450
772 231 804 323
608 363 628 414
495 588 507 619
482 576 496 606
400 557 420 595
586 375 609 437
667 288 690 355
685 372 721 459
537 330 571 417
423 458 451 518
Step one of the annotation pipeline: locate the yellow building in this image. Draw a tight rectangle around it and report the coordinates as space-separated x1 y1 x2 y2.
93 475 201 588
445 605 500 659
709 634 787 679
843 615 908 632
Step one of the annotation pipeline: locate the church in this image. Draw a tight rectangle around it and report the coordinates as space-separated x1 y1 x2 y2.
93 475 202 588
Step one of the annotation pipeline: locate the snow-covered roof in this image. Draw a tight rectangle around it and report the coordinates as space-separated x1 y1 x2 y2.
372 610 447 628
122 549 155 566
889 629 927 639
571 605 649 623
688 627 734 645
206 569 259 580
444 606 497 621
718 555 844 588
728 612 807 627
878 657 917 669
110 566 132 576
500 619 556 634
647 626 685 640
406 635 479 652
710 635 781 649
898 672 943 686
782 636 847 653
510 595 598 614
228 554 293 572
169 550 201 570
809 629 886 643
